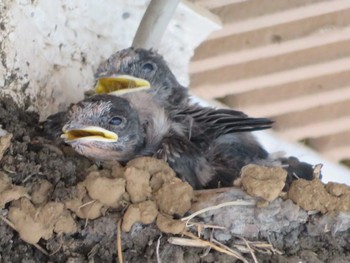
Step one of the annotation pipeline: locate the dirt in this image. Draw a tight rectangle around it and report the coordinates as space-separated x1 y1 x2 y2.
240 164 287 202
288 179 350 214
0 96 350 263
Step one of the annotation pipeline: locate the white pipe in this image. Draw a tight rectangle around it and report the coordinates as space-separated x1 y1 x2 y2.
133 0 181 49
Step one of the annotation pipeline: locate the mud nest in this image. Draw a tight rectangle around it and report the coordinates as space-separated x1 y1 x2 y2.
0 97 350 263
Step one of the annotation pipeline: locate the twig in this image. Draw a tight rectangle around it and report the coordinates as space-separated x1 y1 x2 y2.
49 235 63 256
196 223 202 238
210 238 249 263
182 231 249 263
313 163 323 179
0 214 15 229
235 238 283 255
32 243 49 256
265 234 277 254
23 172 38 183
200 229 213 258
292 172 300 180
156 235 162 263
181 200 256 225
84 217 89 229
88 244 99 259
189 222 226 230
78 200 96 228
78 200 96 209
117 219 123 263
168 237 209 247
2 166 16 174
241 237 258 263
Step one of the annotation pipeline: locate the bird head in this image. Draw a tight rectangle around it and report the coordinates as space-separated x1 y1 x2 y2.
94 48 187 105
61 95 145 162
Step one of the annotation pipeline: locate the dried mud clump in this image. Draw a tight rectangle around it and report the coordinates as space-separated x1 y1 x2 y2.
60 167 126 220
241 164 287 202
8 198 77 244
122 157 193 233
288 179 350 213
155 180 193 216
156 213 186 234
124 166 151 203
64 181 108 220
84 171 126 207
122 200 158 232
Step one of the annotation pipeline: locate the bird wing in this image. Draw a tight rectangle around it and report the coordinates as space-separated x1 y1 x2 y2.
154 134 213 189
173 104 273 140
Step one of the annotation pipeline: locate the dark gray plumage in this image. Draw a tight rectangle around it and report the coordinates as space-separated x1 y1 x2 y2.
46 47 317 189
44 48 272 139
92 48 318 188
62 93 273 189
95 48 189 108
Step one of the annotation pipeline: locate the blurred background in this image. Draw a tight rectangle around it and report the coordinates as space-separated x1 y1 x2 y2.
190 0 350 170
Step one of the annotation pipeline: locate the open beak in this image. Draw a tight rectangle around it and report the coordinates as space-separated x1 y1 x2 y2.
95 75 151 95
61 126 118 142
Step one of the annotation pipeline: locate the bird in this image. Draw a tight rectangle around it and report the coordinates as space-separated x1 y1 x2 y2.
94 47 189 109
93 47 319 187
47 47 317 189
43 47 272 143
94 47 274 154
61 93 273 189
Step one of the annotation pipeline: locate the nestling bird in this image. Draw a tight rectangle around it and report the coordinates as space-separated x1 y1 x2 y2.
44 47 272 141
94 47 273 144
61 93 273 189
93 47 319 186
48 47 317 188
94 47 189 108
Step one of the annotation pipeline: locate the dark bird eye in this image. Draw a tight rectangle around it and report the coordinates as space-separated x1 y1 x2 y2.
142 62 155 73
109 117 123 125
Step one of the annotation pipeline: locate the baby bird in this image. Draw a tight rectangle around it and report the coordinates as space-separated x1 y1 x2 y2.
49 47 316 188
62 93 272 189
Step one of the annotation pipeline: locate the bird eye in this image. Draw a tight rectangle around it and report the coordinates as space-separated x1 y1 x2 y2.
109 117 123 125
141 62 155 73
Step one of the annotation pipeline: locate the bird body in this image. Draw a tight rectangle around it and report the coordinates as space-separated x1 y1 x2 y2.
62 92 272 189
50 47 315 189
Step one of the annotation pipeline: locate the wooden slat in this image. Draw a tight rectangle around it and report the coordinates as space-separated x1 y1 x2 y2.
322 146 350 162
307 130 350 153
243 86 350 117
192 57 350 100
192 8 350 62
190 0 350 164
191 38 350 89
191 26 350 73
273 99 350 130
209 0 350 39
279 116 350 141
221 70 350 108
210 0 329 31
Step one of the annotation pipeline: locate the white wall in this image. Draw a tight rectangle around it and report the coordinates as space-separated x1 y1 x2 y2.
0 0 220 119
